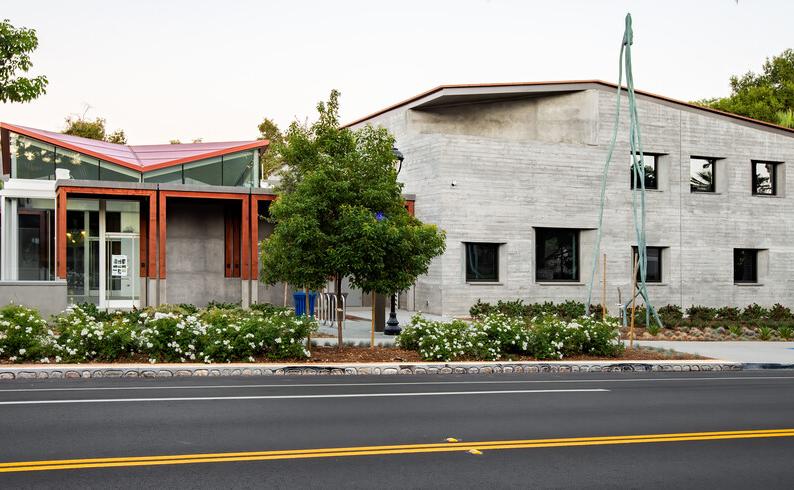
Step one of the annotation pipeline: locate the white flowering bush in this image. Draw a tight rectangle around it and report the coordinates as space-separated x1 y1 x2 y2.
53 305 137 362
398 313 622 361
0 304 56 362
0 303 316 364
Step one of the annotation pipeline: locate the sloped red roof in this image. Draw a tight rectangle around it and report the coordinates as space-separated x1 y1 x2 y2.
0 122 268 172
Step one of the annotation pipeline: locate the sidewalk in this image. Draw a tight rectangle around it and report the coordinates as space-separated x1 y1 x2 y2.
633 340 794 365
314 307 451 347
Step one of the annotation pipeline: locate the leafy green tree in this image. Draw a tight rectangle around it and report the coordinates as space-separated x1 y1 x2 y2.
260 90 445 345
257 117 284 179
697 49 794 128
63 116 127 144
0 19 48 103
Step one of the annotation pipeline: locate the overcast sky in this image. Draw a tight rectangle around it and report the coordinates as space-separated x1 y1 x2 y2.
1 0 791 144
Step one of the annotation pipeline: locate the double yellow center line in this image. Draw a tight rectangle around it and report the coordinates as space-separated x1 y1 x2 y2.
2 429 793 473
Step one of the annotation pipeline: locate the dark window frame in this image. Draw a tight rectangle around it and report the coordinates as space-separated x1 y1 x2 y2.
690 156 717 193
535 228 580 282
464 242 500 283
632 246 663 283
733 248 759 284
751 161 780 196
629 153 659 190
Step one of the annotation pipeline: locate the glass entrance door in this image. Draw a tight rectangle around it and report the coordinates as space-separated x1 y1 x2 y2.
66 199 140 309
104 233 140 308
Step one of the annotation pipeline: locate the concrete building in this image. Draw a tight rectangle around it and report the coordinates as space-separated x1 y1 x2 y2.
347 81 794 317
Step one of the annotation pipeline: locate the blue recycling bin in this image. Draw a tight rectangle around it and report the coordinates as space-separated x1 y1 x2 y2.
293 291 317 317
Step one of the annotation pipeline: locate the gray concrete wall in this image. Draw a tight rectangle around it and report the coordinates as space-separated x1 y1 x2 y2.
165 201 241 306
354 88 794 316
0 281 67 318
256 219 294 306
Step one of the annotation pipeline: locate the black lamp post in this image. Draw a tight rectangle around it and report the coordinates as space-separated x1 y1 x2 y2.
384 147 405 336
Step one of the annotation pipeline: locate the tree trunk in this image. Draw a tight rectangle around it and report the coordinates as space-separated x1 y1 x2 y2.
335 274 343 350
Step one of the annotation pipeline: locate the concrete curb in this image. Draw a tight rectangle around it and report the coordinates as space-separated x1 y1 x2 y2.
0 360 742 381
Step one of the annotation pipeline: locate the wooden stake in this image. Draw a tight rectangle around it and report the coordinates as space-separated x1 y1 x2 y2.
370 291 376 351
283 283 288 307
629 255 639 349
601 253 607 320
304 286 311 351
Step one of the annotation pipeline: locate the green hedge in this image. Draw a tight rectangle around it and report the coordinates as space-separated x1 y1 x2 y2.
0 303 315 364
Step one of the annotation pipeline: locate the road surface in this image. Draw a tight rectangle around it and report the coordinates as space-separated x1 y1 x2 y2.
1 371 793 488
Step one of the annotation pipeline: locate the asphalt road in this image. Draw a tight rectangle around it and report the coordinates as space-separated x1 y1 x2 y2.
1 371 794 488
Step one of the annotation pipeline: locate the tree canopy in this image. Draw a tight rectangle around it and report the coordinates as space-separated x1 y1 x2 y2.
259 90 445 339
257 117 284 179
0 19 48 103
63 116 127 144
697 48 794 128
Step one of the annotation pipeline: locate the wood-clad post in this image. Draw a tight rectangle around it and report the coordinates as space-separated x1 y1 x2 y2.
241 195 250 281
56 188 67 279
148 192 157 279
250 197 259 282
158 192 167 279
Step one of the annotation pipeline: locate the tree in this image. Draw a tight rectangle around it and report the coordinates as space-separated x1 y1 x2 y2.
257 117 284 179
63 116 127 144
259 90 446 346
0 19 48 103
697 49 794 128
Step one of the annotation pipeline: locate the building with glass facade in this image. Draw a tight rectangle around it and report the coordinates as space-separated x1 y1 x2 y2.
0 123 276 315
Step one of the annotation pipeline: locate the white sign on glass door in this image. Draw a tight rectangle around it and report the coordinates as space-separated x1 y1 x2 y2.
111 255 128 277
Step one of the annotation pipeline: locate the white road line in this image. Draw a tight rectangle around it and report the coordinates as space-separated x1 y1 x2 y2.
0 389 608 405
1 376 792 393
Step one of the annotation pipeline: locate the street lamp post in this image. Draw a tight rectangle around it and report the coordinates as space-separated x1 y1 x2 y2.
384 147 405 336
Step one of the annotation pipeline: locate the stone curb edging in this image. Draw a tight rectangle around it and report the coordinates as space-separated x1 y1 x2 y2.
0 360 742 381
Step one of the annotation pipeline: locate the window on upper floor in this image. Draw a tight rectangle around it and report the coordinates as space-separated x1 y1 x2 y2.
734 248 759 284
629 154 658 190
535 228 579 282
752 161 779 195
465 242 500 283
690 157 716 193
632 246 663 283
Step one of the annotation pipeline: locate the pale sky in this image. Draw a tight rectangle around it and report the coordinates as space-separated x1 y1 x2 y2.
1 0 791 144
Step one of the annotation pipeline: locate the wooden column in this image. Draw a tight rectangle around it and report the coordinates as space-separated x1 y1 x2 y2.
250 197 259 281
148 192 157 278
241 195 250 280
158 192 167 279
56 188 67 279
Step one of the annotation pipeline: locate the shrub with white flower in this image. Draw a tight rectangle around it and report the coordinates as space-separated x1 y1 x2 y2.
53 305 137 362
0 304 54 362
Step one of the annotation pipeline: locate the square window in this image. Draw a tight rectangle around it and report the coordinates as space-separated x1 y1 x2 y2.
632 246 663 283
690 157 716 193
535 228 579 282
734 249 758 283
630 154 658 190
465 243 499 282
752 162 777 195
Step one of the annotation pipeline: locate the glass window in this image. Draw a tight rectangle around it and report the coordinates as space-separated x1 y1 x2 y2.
143 166 183 183
632 246 663 283
690 157 716 193
16 198 55 280
100 160 141 182
629 154 657 190
535 228 579 282
223 151 256 187
13 134 55 179
106 200 140 233
465 243 499 282
66 200 100 305
734 249 758 283
752 162 777 195
184 156 222 185
55 148 100 180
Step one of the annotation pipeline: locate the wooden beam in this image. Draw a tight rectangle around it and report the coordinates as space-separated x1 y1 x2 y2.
250 196 259 281
148 192 157 278
158 192 167 279
241 195 250 280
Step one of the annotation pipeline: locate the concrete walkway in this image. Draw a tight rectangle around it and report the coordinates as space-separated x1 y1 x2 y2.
634 340 794 364
314 307 450 347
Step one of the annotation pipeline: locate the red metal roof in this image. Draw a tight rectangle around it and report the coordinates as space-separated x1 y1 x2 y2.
0 122 269 172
